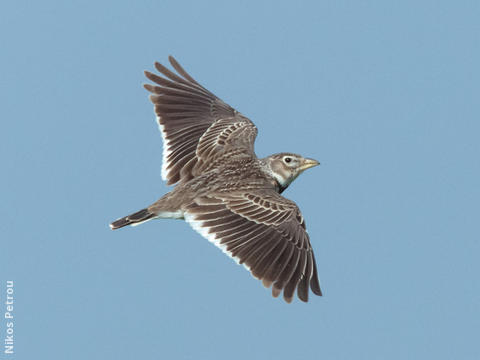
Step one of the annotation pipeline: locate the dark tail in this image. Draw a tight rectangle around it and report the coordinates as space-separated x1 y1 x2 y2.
110 208 156 230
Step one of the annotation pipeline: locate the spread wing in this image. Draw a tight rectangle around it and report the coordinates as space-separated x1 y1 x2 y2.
184 190 322 303
144 56 258 185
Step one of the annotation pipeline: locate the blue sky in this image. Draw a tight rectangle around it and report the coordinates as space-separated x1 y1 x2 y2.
1 1 479 359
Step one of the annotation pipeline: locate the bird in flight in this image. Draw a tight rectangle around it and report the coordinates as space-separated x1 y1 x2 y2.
110 56 322 303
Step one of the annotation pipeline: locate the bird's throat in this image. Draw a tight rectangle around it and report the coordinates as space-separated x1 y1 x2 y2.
272 178 288 194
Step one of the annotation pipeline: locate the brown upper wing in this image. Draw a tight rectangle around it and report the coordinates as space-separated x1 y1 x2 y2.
184 190 322 303
144 56 258 185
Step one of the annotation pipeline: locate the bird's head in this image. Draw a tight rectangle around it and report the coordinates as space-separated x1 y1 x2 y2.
262 153 320 193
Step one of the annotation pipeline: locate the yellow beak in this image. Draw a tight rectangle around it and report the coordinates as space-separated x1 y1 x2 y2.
299 158 320 171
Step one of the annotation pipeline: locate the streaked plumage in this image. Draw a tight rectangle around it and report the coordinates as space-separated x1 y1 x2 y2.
110 56 322 303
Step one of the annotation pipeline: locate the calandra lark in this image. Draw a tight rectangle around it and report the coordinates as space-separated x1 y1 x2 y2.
111 56 322 303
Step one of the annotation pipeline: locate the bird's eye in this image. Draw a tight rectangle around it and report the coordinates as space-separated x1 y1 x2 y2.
284 157 292 163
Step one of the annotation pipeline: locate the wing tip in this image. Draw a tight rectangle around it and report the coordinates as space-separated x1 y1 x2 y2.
311 282 323 296
144 70 156 83
272 286 281 298
143 83 157 93
154 61 169 75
